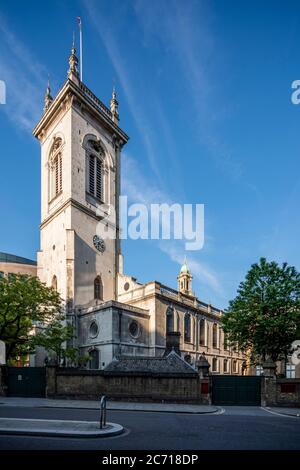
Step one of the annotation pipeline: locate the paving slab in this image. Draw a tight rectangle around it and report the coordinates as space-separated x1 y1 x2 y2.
268 407 300 417
0 417 124 438
0 397 218 414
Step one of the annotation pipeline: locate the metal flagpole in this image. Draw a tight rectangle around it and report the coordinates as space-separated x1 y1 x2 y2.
77 17 82 81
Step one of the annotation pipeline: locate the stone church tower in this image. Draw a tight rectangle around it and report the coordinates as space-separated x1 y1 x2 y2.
33 43 128 313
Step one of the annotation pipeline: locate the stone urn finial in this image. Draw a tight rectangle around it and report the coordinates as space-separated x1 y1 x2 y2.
110 86 119 123
68 35 79 83
43 79 53 113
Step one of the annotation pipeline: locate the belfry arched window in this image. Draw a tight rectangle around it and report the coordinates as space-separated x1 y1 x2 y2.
49 137 63 200
166 307 174 334
86 140 104 201
184 313 191 342
94 276 103 300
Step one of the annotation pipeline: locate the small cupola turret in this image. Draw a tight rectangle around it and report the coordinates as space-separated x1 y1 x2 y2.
177 257 193 296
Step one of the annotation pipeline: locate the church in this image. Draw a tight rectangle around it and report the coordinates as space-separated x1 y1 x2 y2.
29 41 245 374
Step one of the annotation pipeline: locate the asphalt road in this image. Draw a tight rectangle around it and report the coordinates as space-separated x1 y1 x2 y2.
0 405 299 450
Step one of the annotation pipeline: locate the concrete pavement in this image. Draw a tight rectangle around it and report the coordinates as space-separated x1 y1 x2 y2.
0 417 123 438
0 397 219 414
265 406 300 418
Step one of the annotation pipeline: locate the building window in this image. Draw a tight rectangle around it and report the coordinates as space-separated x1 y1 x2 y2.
88 154 103 200
129 320 140 338
213 323 218 348
224 359 228 373
286 363 296 378
89 321 99 338
199 318 205 346
184 313 191 342
256 365 263 376
233 360 237 373
51 275 57 291
86 139 104 202
89 349 99 369
94 276 103 300
223 333 229 350
49 137 63 200
212 358 218 372
166 307 174 333
54 154 62 196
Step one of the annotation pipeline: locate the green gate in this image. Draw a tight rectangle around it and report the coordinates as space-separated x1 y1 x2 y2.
212 375 261 406
7 367 46 398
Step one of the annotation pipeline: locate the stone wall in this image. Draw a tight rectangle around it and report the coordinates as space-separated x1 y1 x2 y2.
261 377 300 407
274 379 300 406
46 366 204 403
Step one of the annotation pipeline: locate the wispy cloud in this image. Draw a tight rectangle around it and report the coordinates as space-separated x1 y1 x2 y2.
122 153 222 295
134 0 244 182
80 0 224 296
82 0 166 186
122 153 171 205
0 12 46 130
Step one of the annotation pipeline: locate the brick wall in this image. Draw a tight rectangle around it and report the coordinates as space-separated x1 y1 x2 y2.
46 366 204 403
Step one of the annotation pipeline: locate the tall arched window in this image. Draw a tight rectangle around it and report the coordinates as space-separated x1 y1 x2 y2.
199 318 205 346
49 137 63 200
166 306 174 333
51 275 57 291
86 140 104 202
184 313 191 342
88 154 103 200
213 323 218 348
224 359 228 373
94 276 103 300
212 357 218 372
223 332 228 350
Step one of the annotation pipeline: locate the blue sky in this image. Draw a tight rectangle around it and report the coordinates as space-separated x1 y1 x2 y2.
0 0 300 309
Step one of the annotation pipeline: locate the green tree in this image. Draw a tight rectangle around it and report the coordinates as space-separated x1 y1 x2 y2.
33 318 76 366
222 258 300 363
0 274 62 362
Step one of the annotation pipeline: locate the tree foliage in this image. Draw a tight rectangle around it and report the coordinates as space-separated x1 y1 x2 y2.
222 258 300 363
32 317 75 365
0 274 62 362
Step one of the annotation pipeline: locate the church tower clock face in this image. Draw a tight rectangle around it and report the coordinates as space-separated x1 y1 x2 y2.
93 235 106 253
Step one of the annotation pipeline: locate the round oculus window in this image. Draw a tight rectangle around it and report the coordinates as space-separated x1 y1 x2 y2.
124 282 130 291
89 321 99 338
129 320 140 338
